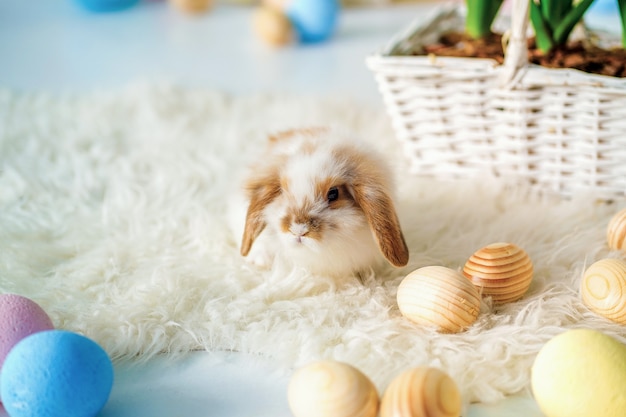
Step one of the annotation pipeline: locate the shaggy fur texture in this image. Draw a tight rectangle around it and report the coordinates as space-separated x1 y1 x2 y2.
1 84 625 404
234 128 408 278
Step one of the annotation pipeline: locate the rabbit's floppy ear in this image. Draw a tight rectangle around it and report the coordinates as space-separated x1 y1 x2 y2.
352 181 409 267
240 170 281 257
343 147 409 267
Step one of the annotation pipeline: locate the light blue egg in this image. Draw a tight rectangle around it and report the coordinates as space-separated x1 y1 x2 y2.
286 0 340 43
75 0 140 13
0 330 114 417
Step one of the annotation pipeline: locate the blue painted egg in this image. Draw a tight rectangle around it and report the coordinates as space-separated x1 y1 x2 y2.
75 0 140 13
285 0 340 43
0 330 114 417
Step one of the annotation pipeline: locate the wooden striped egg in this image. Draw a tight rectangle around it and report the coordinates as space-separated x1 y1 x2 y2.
288 360 379 417
581 258 626 325
463 242 533 304
607 208 626 251
397 266 481 333
380 367 462 417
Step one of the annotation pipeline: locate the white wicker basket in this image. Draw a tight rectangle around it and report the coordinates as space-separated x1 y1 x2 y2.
367 0 626 199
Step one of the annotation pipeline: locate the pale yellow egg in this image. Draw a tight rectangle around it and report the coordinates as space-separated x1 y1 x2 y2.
531 329 626 417
397 266 481 333
287 360 379 417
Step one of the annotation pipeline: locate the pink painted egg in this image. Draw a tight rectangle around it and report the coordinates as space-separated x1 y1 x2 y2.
0 294 54 370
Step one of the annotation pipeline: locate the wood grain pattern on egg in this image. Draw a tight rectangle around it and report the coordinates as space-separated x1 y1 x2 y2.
607 208 626 251
380 367 462 417
287 360 379 417
581 258 626 325
462 242 533 304
397 266 481 333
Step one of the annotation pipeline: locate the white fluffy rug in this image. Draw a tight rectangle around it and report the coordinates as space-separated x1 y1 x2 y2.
1 84 625 404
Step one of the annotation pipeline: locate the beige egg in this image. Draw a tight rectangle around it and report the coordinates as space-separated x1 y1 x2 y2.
581 258 626 324
262 0 291 11
287 360 379 417
252 6 294 47
462 242 533 304
397 266 481 333
380 367 462 417
170 0 212 14
607 208 626 251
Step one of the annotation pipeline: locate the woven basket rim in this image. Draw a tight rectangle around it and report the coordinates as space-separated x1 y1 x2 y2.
367 4 626 89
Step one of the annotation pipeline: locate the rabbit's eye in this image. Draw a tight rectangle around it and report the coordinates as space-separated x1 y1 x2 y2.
327 187 339 202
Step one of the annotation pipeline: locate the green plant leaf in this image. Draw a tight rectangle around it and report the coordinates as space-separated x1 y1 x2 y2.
553 0 596 45
619 0 626 47
541 0 572 30
465 0 504 39
530 0 556 53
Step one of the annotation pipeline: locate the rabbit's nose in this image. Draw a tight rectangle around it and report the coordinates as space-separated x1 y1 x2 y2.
290 223 309 238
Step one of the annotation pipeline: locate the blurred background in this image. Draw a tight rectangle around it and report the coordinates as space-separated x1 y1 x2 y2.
0 0 448 105
0 0 618 102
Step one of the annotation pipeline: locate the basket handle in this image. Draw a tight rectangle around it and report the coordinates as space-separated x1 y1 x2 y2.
499 0 530 87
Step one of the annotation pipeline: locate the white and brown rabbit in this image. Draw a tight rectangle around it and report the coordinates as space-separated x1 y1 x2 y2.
233 127 409 277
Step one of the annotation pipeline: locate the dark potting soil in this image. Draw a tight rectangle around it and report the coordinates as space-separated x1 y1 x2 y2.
420 32 626 78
